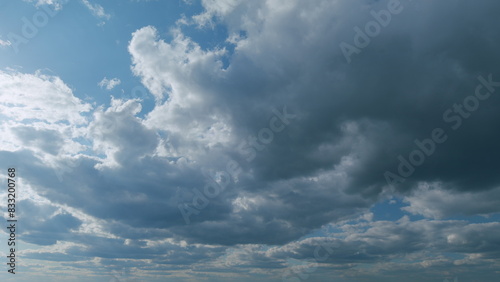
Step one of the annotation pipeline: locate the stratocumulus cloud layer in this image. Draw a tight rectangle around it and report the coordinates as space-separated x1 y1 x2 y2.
0 0 500 281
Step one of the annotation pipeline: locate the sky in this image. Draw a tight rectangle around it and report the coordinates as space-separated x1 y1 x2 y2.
0 0 499 281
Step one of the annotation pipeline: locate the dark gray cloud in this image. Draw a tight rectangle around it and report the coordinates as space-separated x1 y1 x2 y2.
11 126 64 155
18 200 82 245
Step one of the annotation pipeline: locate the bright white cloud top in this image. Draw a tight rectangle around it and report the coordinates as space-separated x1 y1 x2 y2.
0 0 500 281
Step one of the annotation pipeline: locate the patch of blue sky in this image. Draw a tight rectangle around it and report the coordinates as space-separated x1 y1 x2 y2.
0 0 208 114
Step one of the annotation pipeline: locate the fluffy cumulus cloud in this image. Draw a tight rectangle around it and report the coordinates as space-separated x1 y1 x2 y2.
0 70 91 124
0 70 91 163
2 0 500 281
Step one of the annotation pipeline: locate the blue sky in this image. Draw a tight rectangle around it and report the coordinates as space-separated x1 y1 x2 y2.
1 0 500 281
0 0 210 114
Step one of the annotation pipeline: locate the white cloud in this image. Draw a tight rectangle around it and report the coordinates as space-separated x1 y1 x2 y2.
193 0 242 27
24 0 108 20
98 77 121 90
88 98 158 168
129 26 226 100
0 70 92 179
402 183 500 219
129 25 232 159
23 0 66 10
81 0 110 20
0 70 91 124
0 39 12 47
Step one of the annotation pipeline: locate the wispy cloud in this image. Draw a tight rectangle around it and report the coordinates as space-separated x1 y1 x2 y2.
81 0 110 20
98 77 121 90
0 39 12 47
23 0 66 10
